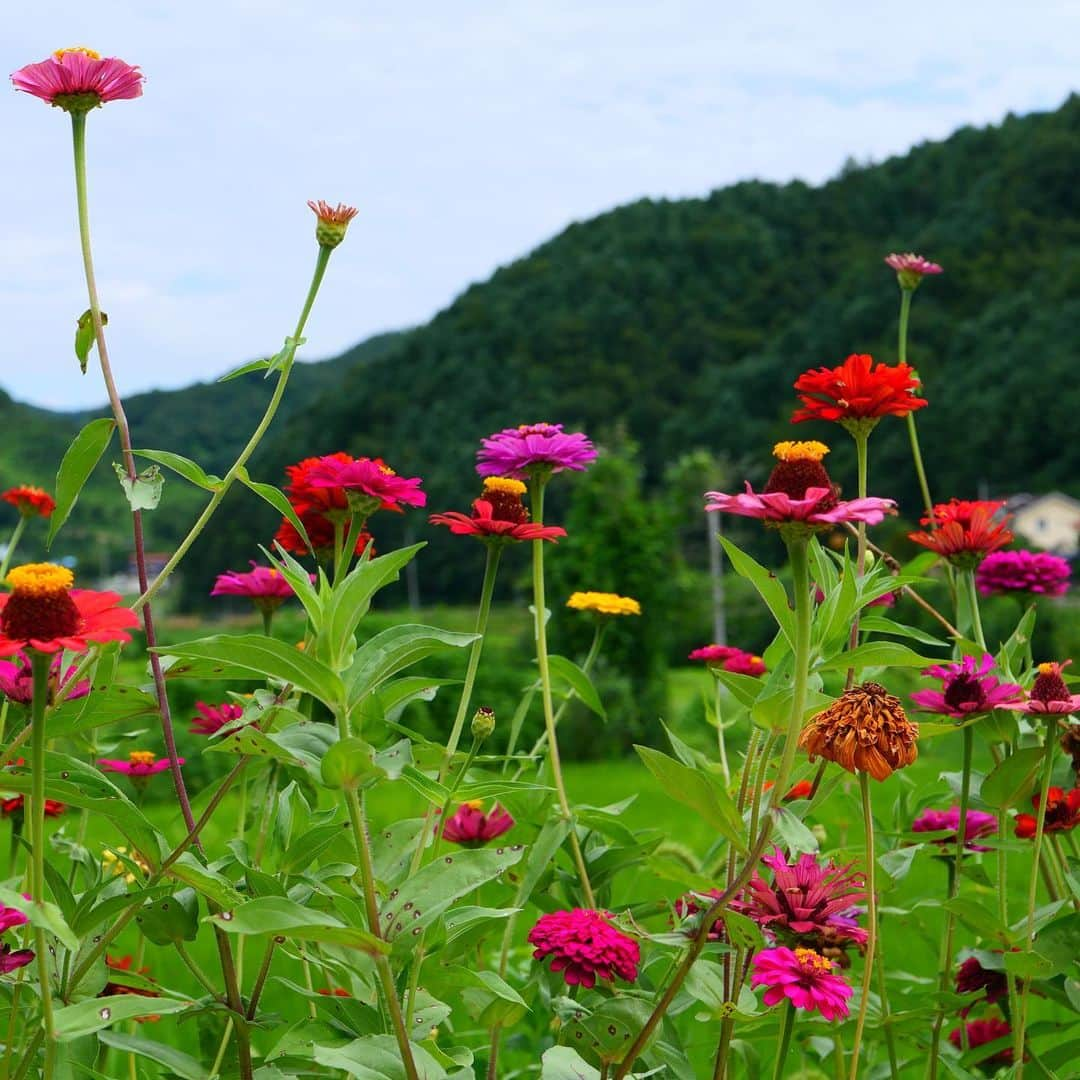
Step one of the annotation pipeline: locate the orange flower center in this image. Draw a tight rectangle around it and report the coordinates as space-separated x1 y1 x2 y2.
1 564 80 644
53 47 102 60
128 751 156 767
794 947 833 975
464 799 484 811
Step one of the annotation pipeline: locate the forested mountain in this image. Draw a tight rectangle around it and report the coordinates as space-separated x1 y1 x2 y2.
4 96 1079 607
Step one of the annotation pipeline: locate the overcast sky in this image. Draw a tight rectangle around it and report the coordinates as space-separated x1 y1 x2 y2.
3 1 1077 410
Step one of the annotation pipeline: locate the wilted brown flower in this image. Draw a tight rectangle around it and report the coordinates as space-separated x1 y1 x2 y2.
799 682 918 781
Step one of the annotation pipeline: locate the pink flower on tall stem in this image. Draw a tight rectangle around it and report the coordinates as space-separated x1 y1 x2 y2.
98 751 181 778
750 947 853 1020
912 806 998 851
441 801 514 847
307 457 425 516
11 48 144 109
528 909 639 988
910 654 1024 719
476 423 597 480
885 252 943 291
976 550 1071 598
211 563 310 613
0 653 90 705
1006 661 1080 714
689 644 766 676
190 702 246 737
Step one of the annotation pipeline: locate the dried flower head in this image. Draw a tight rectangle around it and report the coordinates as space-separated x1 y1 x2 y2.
800 682 919 781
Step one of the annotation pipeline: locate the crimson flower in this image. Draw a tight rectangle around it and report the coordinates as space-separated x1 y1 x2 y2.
101 955 161 1022
0 905 28 934
274 511 373 558
0 653 90 705
0 564 139 656
190 701 246 737
476 423 597 480
1 797 65 818
1014 786 1080 839
317 987 351 997
688 644 766 677
912 806 997 851
792 353 927 428
909 500 1013 568
948 1018 1013 1069
1006 661 1080 714
211 563 310 613
441 801 514 847
528 909 639 988
762 779 815 802
976 550 1071 598
956 955 1010 1015
307 456 425 518
430 477 566 544
750 947 852 1021
910 654 1024 719
98 751 182 778
1 486 55 518
11 48 144 110
0 945 34 974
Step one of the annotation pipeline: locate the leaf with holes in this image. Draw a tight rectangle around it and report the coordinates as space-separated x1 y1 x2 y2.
206 724 304 767
53 995 192 1040
312 1036 449 1079
205 897 389 953
46 685 159 739
136 889 199 946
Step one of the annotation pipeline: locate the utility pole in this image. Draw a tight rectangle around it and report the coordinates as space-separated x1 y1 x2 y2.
707 508 726 645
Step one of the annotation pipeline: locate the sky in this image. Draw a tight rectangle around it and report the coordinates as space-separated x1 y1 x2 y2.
2 1 1078 410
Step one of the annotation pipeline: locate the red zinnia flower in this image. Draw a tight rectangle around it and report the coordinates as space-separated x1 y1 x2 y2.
0 564 139 656
792 353 927 427
909 500 1013 568
1 797 65 818
11 48 144 110
750 947 852 1021
1014 786 1080 839
1 486 55 518
430 477 566 544
440 801 514 847
948 1018 1013 1069
763 779 815 802
528 909 639 988
1005 661 1080 715
274 511 373 559
317 987 351 997
190 701 246 737
101 954 161 1022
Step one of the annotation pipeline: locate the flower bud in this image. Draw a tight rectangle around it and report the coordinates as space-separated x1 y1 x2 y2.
471 706 495 741
307 200 358 250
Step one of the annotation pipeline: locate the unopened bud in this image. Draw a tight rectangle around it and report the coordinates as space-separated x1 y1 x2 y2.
307 200 359 250
471 706 495 741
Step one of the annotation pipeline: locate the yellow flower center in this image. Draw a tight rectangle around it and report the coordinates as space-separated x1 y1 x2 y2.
378 463 396 476
6 563 74 597
794 947 833 974
464 799 484 811
482 477 527 496
773 440 830 463
1037 662 1057 676
128 751 156 767
54 47 102 60
566 591 642 616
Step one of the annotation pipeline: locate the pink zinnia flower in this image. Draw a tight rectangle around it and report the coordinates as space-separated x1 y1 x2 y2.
476 423 597 481
673 889 725 941
910 654 1024 719
0 905 28 935
750 947 852 1021
211 563 310 613
0 945 34 974
441 801 514 847
733 849 866 947
885 252 943 290
912 806 998 852
190 701 246 737
1006 661 1080 715
98 751 181 778
976 550 1071 598
12 48 144 109
689 644 766 676
528 909 639 988
0 653 90 705
948 1018 1013 1068
307 457 425 516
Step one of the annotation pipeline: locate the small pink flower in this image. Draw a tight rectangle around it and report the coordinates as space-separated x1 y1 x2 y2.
688 644 766 676
0 905 28 935
706 483 894 528
528 909 639 988
98 751 181 778
12 48 143 109
476 423 597 480
750 946 853 1021
910 654 1024 719
885 252 943 279
441 801 514 847
190 701 246 737
976 550 1071 598
307 457 425 515
1006 661 1080 715
211 563 310 613
912 806 998 852
0 652 90 705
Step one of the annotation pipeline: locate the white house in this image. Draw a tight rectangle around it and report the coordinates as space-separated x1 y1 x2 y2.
1007 492 1080 556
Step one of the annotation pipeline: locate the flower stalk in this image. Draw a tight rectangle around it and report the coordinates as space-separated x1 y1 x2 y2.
897 288 934 521
847 772 877 1080
772 1001 798 1080
0 518 27 582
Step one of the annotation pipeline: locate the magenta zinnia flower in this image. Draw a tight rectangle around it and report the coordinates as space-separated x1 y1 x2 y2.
98 751 181 778
476 423 597 481
1006 661 1080 715
211 563 310 613
910 654 1024 719
0 905 28 935
440 801 514 847
190 701 246 737
0 652 90 705
912 806 998 852
0 944 34 974
885 252 943 290
688 644 766 677
734 849 866 948
12 48 144 109
750 947 852 1021
307 456 425 516
527 909 639 988
976 550 1071 598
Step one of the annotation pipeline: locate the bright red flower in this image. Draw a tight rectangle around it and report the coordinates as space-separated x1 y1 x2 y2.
1014 786 1080 839
948 1018 1013 1069
317 987 351 997
430 477 566 544
101 954 161 1022
908 500 1013 568
0 564 139 656
792 353 927 426
274 510 373 558
528 909 639 988
1 486 55 518
441 801 514 847
1 797 65 817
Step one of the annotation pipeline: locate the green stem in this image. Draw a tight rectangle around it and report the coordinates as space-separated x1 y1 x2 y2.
334 513 370 586
998 804 1023 1060
845 426 870 688
0 517 27 581
874 946 901 1080
244 939 276 1020
714 679 730 784
897 287 935 522
132 244 333 615
175 942 219 998
530 478 594 907
772 1002 798 1080
28 651 56 1076
260 608 274 637
849 772 878 1080
966 571 987 651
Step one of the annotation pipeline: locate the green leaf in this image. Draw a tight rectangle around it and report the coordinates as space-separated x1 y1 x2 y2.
113 462 164 511
279 821 349 875
377 677 460 723
372 818 427 886
980 746 1046 810
0 887 79 951
155 634 345 707
206 897 389 953
238 470 313 553
96 1033 206 1080
541 1047 602 1079
74 308 106 373
218 357 273 382
312 1036 449 1079
48 418 116 546
46 684 160 739
721 910 765 951
857 615 948 648
167 852 245 909
942 898 1010 942
53 995 192 1040
719 536 794 646
1032 912 1080 975
320 737 381 789
817 641 937 672
136 889 199 946
547 654 606 719
769 806 819 855
133 448 223 491
206 723 305 767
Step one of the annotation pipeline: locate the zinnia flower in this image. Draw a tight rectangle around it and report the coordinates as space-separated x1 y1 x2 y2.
750 946 853 1021
1 486 55 518
430 477 567 543
1 797 65 818
976 550 1071 598
308 200 358 249
1005 661 1080 715
527 909 639 988
689 644 766 676
98 751 181 778
673 889 726 941
948 1018 1013 1069
101 954 161 1022
566 591 641 617
476 423 597 481
11 48 144 110
910 654 1024 719
0 564 139 656
0 653 90 704
211 563 310 613
912 806 997 851
792 353 927 429
956 955 1010 1014
307 456 425 518
0 905 28 934
885 252 943 290
441 801 514 847
800 681 919 781
1014 786 1080 839
762 779 815 802
190 701 246 737
734 848 867 948
274 511 373 559
909 500 1013 568
0 944 34 973
705 442 894 536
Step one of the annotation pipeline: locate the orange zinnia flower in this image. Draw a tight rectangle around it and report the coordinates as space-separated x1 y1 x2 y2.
908 500 1013 568
1 486 55 518
792 353 927 428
